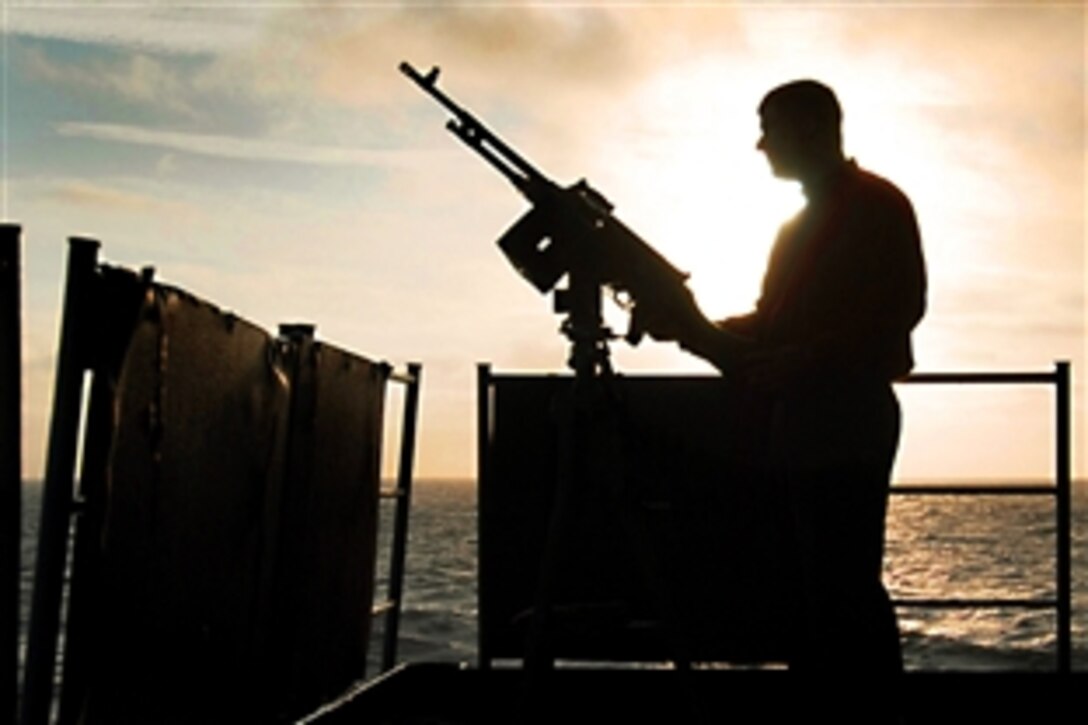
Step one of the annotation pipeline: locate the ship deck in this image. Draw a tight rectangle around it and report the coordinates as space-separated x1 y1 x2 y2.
302 661 1082 724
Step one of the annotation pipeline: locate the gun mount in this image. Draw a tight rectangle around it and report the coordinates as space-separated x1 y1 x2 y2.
401 62 693 377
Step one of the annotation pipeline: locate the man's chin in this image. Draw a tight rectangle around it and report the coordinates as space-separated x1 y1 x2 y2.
769 164 798 180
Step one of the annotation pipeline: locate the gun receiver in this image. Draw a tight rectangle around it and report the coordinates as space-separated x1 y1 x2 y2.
400 61 691 347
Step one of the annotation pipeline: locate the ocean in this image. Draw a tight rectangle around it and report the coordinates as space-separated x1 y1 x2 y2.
376 479 1088 672
17 479 1088 676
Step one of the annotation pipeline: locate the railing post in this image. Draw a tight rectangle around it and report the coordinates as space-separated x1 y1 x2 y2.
21 238 99 725
1 224 22 725
1054 360 1071 673
381 363 422 673
476 363 491 669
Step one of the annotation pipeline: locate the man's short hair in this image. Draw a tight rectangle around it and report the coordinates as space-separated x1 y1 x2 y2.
759 80 842 143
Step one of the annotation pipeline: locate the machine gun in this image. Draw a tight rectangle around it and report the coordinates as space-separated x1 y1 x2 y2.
400 62 696 376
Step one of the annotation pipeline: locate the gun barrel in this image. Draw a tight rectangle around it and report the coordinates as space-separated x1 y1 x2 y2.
397 62 434 87
400 61 552 197
401 62 698 352
399 63 462 120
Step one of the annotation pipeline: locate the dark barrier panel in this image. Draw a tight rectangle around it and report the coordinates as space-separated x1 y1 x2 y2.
479 372 794 665
45 270 388 723
67 281 293 723
269 331 386 718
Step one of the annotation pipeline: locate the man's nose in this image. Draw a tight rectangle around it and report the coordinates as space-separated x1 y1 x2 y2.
756 135 766 152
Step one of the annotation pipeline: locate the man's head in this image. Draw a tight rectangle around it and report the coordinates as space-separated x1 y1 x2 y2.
756 80 843 181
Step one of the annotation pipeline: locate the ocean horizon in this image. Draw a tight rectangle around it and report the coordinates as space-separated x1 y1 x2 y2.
16 477 1088 675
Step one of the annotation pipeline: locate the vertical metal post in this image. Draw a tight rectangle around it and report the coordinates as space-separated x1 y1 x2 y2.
269 322 316 708
1054 360 1071 673
1 224 22 725
381 363 421 673
475 363 491 669
21 238 99 725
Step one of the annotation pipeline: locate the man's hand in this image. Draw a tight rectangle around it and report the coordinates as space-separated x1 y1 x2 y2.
634 290 757 375
633 286 707 344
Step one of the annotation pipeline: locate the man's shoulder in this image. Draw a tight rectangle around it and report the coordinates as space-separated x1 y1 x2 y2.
849 163 915 214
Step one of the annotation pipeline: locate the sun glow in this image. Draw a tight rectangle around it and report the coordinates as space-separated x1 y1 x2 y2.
594 50 967 377
11 3 1082 481
599 59 806 326
602 51 973 336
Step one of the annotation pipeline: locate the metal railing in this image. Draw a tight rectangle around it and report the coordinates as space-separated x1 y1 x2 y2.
369 363 423 676
891 361 1073 672
2 225 21 725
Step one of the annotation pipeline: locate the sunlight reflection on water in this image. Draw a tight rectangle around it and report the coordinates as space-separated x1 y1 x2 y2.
378 480 1086 672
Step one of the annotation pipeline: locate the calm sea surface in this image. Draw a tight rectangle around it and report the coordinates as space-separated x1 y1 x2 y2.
376 479 1088 672
18 479 1088 674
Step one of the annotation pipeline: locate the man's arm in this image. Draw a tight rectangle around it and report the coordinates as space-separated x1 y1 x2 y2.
716 311 761 339
639 289 754 374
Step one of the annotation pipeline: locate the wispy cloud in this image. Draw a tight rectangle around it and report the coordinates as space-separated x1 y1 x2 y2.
19 44 201 118
5 4 271 55
215 4 748 112
54 121 430 168
45 178 193 214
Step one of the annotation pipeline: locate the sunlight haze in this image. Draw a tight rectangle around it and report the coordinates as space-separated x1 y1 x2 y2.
2 1 1083 483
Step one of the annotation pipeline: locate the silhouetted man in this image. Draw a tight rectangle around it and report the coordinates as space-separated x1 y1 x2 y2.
645 80 926 687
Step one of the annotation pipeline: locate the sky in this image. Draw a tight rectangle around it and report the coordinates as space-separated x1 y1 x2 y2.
1 1 1084 483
